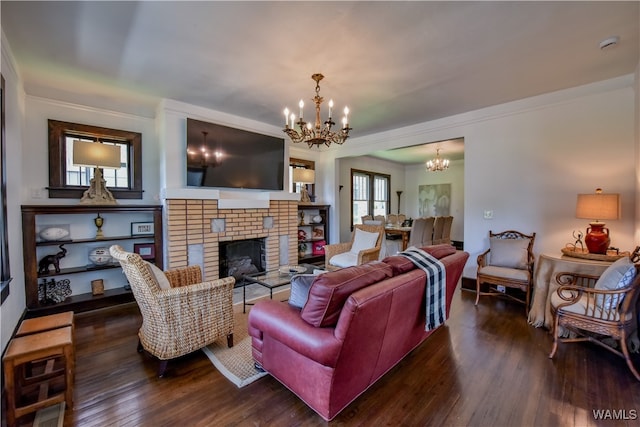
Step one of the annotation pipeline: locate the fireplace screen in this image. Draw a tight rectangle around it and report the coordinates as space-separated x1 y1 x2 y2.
219 238 266 280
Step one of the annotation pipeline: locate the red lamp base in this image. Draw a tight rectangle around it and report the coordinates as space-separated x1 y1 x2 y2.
584 222 610 254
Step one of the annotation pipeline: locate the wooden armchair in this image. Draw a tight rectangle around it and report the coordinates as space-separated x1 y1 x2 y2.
325 224 385 270
110 245 235 377
476 230 536 314
549 263 640 381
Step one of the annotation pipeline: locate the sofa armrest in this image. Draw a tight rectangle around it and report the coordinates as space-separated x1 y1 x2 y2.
249 300 343 367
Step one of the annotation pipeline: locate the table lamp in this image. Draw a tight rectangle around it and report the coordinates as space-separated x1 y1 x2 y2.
293 168 315 204
73 140 122 205
575 188 620 254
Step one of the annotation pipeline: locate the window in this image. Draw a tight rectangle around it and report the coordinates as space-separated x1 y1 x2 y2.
289 157 315 198
48 120 143 199
1 74 10 304
351 169 390 227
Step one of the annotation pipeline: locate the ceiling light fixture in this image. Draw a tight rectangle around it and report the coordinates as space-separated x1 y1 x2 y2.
283 73 352 148
599 36 620 50
425 148 450 172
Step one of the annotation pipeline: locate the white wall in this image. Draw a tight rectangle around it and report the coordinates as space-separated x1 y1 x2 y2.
22 98 160 205
319 76 637 278
1 34 26 351
405 158 464 243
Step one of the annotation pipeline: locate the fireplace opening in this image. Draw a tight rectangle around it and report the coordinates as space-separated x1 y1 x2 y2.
219 238 266 281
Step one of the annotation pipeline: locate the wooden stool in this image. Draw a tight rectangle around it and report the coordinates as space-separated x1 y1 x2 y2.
3 327 74 427
16 311 74 337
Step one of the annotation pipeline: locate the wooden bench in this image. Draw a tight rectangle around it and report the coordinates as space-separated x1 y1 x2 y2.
16 311 74 337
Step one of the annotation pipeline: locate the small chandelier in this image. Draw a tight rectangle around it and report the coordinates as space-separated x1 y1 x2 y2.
283 73 352 148
426 149 450 172
187 131 222 167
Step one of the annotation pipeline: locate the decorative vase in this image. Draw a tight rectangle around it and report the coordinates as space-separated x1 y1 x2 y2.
584 222 610 254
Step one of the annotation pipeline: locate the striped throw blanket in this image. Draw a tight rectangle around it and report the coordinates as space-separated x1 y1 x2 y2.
398 247 447 331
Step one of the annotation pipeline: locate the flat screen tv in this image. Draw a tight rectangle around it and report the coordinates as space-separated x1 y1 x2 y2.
186 118 285 191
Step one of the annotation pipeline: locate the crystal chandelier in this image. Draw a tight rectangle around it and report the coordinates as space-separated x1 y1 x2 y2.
283 73 352 148
426 149 450 172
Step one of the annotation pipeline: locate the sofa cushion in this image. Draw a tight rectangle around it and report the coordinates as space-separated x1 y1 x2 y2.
489 237 529 269
382 244 457 276
301 261 392 327
329 252 359 268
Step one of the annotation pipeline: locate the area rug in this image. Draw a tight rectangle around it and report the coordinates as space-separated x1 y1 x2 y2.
202 310 267 387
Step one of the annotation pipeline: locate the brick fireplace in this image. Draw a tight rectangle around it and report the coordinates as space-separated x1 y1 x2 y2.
165 199 298 280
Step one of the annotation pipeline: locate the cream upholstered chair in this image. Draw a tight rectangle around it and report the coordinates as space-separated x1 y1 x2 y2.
361 215 373 224
110 245 235 377
387 214 398 226
549 260 640 381
325 224 385 270
408 217 435 248
475 230 536 314
440 216 453 244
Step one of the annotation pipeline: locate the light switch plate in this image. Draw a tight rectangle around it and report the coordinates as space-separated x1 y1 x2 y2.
483 210 493 219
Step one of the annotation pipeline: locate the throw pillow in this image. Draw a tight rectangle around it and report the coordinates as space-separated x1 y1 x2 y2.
489 237 529 269
301 261 392 327
289 271 326 309
145 261 171 290
594 257 636 309
350 228 379 254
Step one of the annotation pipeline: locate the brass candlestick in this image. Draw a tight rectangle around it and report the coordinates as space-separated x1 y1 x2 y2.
94 213 104 239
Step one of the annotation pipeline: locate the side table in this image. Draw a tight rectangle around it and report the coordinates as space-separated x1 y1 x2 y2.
528 253 611 330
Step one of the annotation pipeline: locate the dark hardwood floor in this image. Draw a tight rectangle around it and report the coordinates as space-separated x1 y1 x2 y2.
6 287 640 427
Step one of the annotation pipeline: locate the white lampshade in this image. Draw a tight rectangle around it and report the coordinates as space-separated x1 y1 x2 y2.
576 190 620 221
293 168 315 184
73 141 121 169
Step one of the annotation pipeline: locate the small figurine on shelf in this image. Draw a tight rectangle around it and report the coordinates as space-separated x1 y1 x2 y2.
38 244 67 274
298 242 308 259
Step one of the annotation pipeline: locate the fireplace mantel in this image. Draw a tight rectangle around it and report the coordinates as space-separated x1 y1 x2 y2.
162 188 299 209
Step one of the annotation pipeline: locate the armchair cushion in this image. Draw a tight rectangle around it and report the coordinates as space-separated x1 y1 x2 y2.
550 292 628 321
351 228 379 254
301 261 392 327
489 237 529 269
328 252 359 268
145 261 171 290
594 257 636 309
478 265 530 282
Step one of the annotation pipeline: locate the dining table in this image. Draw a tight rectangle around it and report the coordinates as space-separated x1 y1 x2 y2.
384 225 412 251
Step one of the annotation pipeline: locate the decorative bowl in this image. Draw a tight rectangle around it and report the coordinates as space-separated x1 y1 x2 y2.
312 215 322 223
279 265 307 275
89 247 112 265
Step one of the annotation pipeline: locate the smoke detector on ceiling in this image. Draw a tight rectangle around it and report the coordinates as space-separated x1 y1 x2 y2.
599 36 620 50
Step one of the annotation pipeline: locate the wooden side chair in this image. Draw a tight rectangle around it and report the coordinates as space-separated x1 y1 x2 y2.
476 230 536 314
549 261 640 381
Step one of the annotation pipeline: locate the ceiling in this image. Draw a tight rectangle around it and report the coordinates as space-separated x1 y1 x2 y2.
2 1 638 165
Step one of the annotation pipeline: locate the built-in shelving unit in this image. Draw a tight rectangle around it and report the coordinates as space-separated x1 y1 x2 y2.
22 205 163 316
297 204 330 265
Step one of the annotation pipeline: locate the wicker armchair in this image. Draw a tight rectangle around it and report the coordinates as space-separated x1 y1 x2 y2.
325 224 385 270
549 264 640 381
110 245 235 377
476 230 536 314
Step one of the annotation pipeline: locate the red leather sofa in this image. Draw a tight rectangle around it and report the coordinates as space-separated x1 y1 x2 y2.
248 245 469 421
